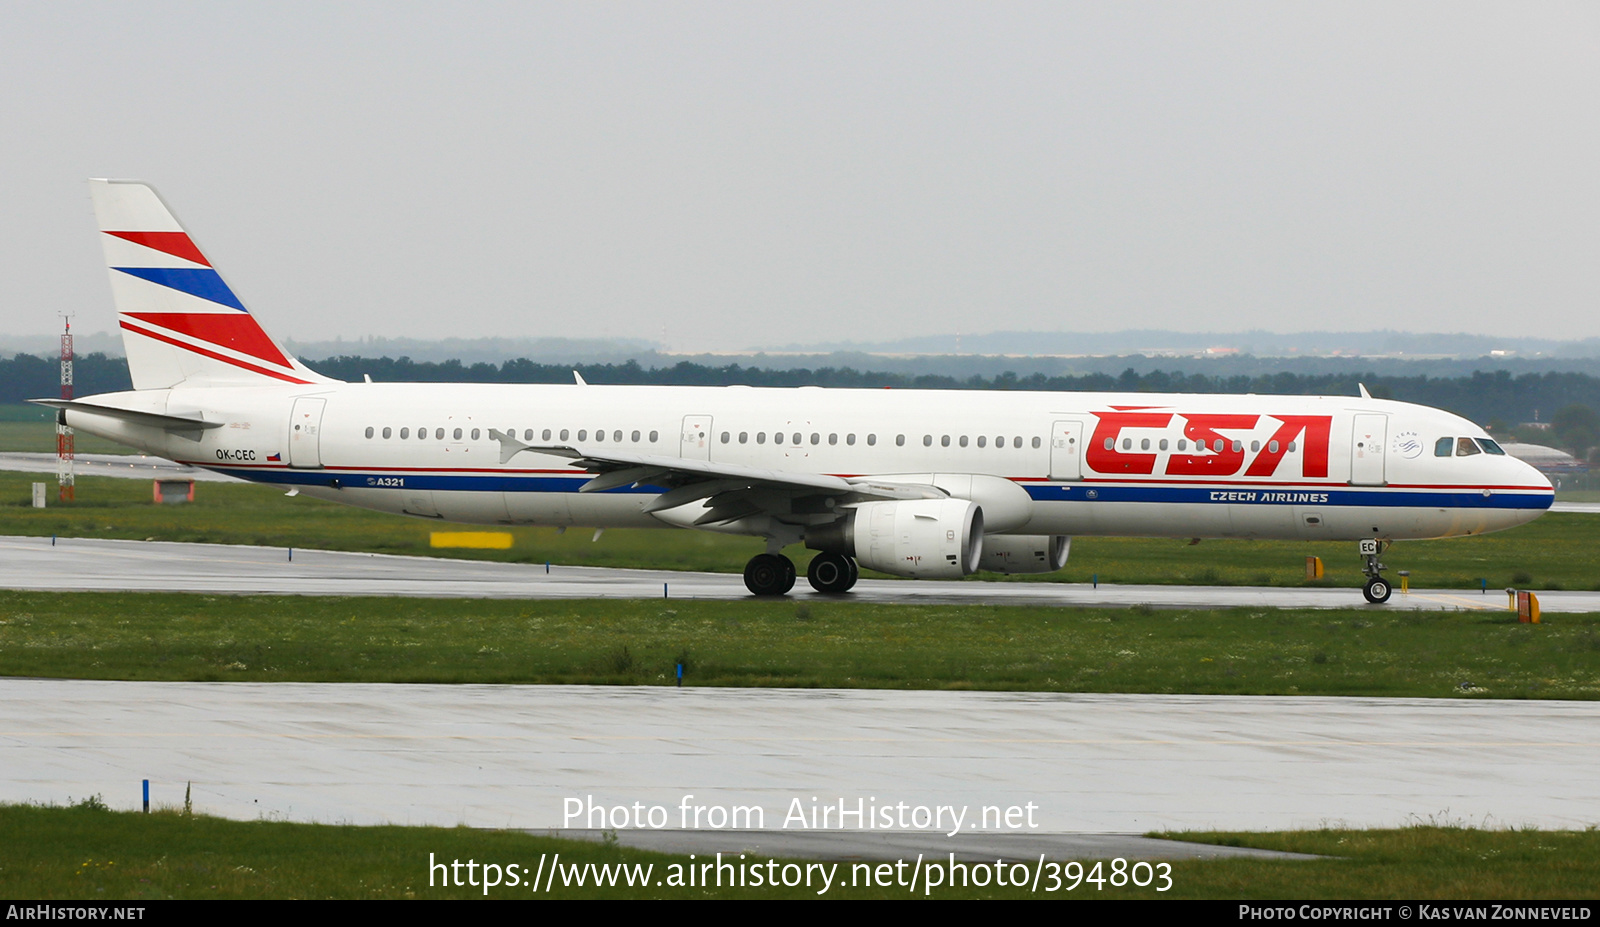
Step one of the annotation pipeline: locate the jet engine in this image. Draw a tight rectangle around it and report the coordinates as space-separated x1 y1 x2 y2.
806 498 984 579
977 535 1071 574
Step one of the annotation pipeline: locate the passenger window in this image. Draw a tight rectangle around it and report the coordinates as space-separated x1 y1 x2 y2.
560 429 570 441
1158 438 1168 451
811 433 820 445
1231 440 1242 453
471 429 480 440
895 435 903 446
867 434 876 446
593 430 604 443
828 433 837 446
1139 438 1149 451
1250 440 1259 452
739 432 748 444
578 429 587 441
757 432 766 445
1031 437 1040 449
1457 437 1481 457
1177 439 1187 451
1269 440 1279 454
649 431 658 442
1105 437 1115 450
1121 438 1131 450
435 428 445 440
382 427 392 439
720 432 730 443
847 434 856 446
924 435 933 447
632 430 641 442
453 428 463 440
543 429 552 441
365 426 374 438
792 432 801 445
977 436 987 448
1015 437 1024 448
400 427 410 439
775 432 784 445
941 435 950 447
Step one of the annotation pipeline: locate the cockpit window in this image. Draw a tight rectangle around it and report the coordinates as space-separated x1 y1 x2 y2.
1456 437 1481 457
1477 438 1506 455
1435 437 1453 457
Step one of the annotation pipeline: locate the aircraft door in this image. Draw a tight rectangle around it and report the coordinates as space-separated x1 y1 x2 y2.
1049 419 1087 481
681 415 713 461
288 397 326 469
1350 413 1387 486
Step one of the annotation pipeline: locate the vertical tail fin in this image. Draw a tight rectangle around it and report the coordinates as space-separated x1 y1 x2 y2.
88 179 335 389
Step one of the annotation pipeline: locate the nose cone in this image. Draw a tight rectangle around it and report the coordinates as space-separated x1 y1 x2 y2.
1521 457 1555 503
1501 457 1554 528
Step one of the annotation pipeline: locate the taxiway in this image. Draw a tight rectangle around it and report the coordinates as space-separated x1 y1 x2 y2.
2 534 1589 611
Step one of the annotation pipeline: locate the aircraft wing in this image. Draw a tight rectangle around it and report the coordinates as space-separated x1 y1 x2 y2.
489 429 944 521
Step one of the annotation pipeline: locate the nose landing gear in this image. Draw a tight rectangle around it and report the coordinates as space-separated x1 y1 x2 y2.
1359 538 1393 604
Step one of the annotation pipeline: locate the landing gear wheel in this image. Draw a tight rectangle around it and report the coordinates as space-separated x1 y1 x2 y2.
744 553 796 596
1357 538 1393 604
807 552 859 594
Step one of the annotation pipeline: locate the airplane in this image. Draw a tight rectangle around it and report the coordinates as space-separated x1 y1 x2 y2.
38 179 1555 604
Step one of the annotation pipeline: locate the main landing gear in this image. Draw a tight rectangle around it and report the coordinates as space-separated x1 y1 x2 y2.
741 552 860 596
805 551 859 594
743 553 795 596
1359 538 1393 604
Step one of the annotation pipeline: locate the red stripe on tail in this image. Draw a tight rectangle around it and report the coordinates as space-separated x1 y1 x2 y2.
124 312 292 368
103 231 211 267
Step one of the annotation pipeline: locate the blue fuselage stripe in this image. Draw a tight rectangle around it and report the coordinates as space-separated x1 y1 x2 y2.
208 467 1554 511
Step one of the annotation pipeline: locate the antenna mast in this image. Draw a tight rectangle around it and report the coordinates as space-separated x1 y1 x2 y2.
57 315 74 502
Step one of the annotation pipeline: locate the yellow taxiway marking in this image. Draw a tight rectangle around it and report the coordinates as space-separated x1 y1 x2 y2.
1400 591 1505 611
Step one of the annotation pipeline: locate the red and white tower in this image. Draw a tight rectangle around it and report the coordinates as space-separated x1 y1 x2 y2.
57 315 74 501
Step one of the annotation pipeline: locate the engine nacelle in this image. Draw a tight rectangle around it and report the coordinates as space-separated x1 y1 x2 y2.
977 535 1071 574
807 498 984 579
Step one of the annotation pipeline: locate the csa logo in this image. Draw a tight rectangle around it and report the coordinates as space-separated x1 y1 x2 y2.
1393 430 1423 459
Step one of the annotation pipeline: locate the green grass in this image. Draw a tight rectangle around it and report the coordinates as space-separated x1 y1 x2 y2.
5 803 1597 899
3 471 1595 592
0 419 132 454
3 592 1597 697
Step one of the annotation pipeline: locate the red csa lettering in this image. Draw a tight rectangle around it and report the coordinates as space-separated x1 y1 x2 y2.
1244 415 1332 478
1087 412 1173 474
1165 414 1259 476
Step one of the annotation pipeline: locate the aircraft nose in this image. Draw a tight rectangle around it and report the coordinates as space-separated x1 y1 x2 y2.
1510 456 1555 519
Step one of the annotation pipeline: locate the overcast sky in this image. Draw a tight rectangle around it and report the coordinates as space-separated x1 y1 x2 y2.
2 2 1596 351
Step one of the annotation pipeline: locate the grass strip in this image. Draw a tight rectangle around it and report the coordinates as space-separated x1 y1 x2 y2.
2 592 1597 697
4 802 1597 899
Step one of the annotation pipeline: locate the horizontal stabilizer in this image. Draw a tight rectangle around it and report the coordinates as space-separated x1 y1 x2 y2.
31 398 224 438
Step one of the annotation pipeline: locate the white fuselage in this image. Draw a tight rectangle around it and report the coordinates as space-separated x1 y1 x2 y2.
66 380 1554 543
